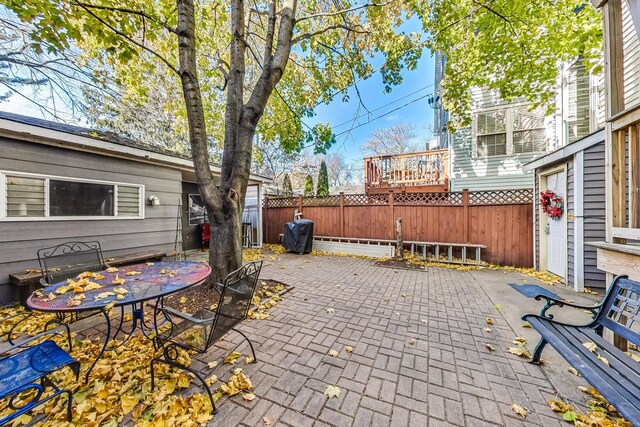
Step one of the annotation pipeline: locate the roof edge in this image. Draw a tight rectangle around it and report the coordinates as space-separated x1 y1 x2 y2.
522 129 605 172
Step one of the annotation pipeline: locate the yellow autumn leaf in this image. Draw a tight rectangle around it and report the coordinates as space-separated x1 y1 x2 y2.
116 294 125 300
125 271 142 276
106 267 118 273
408 338 416 345
483 327 492 333
567 367 581 377
548 399 573 413
597 354 610 366
146 262 155 266
245 356 255 364
324 385 341 398
67 299 82 307
326 308 335 313
486 318 494 325
328 349 339 357
583 341 597 352
263 416 274 425
85 281 103 290
345 346 354 353
242 392 256 401
112 277 125 286
511 403 527 418
507 347 532 358
121 394 140 414
513 337 527 346
207 361 218 369
205 375 218 386
180 296 187 303
224 351 242 364
95 292 116 300
104 301 116 311
486 343 495 351
113 287 128 295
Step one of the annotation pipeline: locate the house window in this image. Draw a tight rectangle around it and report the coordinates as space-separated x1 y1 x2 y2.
1 172 143 220
475 106 546 157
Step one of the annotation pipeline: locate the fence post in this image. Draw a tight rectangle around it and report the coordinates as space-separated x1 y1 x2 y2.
297 194 303 217
462 188 469 242
339 192 345 237
263 196 269 244
389 191 395 240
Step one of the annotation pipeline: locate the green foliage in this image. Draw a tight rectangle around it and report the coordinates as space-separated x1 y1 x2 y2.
304 175 314 197
418 0 603 127
283 174 293 197
316 161 329 196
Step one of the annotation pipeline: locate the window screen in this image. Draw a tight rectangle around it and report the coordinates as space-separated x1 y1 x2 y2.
49 180 115 216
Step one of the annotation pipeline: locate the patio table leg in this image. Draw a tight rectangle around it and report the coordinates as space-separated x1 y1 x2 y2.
84 309 111 383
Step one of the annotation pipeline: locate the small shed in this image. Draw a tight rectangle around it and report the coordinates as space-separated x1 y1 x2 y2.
523 130 606 291
0 112 269 303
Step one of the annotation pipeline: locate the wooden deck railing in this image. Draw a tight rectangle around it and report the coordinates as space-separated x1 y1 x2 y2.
364 149 448 193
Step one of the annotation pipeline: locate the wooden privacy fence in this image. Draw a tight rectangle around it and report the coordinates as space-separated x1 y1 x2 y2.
263 189 534 267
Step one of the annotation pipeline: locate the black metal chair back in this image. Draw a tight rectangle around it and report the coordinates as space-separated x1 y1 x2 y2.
37 241 105 285
207 261 262 347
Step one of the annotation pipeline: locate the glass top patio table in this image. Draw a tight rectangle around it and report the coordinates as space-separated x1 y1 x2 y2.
27 261 211 312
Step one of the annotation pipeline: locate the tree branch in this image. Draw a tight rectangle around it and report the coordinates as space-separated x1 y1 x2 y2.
296 1 392 23
292 24 370 44
73 1 178 34
74 3 179 74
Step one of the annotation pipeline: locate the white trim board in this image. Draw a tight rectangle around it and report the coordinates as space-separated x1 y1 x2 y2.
523 129 605 172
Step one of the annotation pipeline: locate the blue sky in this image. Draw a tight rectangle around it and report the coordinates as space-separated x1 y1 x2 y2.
307 52 436 162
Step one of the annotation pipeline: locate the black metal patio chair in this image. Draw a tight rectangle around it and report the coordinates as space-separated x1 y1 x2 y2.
37 241 106 286
151 261 263 413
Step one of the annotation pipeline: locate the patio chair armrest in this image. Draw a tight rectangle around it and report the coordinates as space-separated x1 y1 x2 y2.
534 294 601 319
159 306 214 325
212 282 224 295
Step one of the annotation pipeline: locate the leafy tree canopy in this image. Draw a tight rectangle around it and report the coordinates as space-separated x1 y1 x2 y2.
417 0 602 127
5 0 425 153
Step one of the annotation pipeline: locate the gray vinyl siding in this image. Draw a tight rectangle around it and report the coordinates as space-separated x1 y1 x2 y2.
566 160 575 287
0 137 180 290
582 141 606 288
450 126 538 191
623 0 640 109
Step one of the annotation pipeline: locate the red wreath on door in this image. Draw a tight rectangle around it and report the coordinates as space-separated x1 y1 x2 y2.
540 190 563 220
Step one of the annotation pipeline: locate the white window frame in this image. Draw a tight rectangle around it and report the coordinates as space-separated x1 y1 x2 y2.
0 170 145 221
473 103 546 158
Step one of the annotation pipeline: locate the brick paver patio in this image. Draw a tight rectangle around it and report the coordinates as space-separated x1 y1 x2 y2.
189 253 581 427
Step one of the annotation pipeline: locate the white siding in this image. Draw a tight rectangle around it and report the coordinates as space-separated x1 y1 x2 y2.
623 0 640 109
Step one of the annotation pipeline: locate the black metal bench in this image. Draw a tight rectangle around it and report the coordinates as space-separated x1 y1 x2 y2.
523 275 640 426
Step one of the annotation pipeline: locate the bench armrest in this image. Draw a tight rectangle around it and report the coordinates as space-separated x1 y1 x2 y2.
534 294 601 319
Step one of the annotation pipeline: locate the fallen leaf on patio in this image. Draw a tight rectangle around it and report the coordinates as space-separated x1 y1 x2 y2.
512 337 527 346
160 269 169 274
395 312 400 316
263 416 273 425
328 349 339 357
567 367 581 377
207 361 218 369
420 319 427 324
205 375 218 386
582 310 593 314
486 318 494 325
483 327 492 333
326 308 335 313
548 399 572 413
408 338 416 345
583 341 597 352
85 281 103 290
336 285 341 288
507 347 531 358
121 394 140 414
113 287 128 295
245 356 255 364
486 343 495 351
112 276 125 286
95 292 116 299
345 346 354 353
224 351 242 364
521 322 531 328
180 296 187 303
106 267 118 273
495 304 503 310
242 392 256 401
401 293 407 297
597 354 610 366
324 385 341 398
563 411 578 422
511 404 527 418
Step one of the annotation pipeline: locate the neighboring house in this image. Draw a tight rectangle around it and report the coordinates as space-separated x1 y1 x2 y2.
0 112 269 302
591 0 640 288
436 58 605 192
524 130 606 290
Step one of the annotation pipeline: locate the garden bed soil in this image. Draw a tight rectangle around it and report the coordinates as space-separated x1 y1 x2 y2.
375 258 425 271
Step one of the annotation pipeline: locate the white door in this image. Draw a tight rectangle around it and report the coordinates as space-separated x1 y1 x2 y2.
546 172 566 277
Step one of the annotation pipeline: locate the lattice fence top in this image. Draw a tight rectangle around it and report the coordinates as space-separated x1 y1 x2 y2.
303 196 340 207
469 189 533 205
264 189 533 208
343 194 389 206
265 197 296 208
